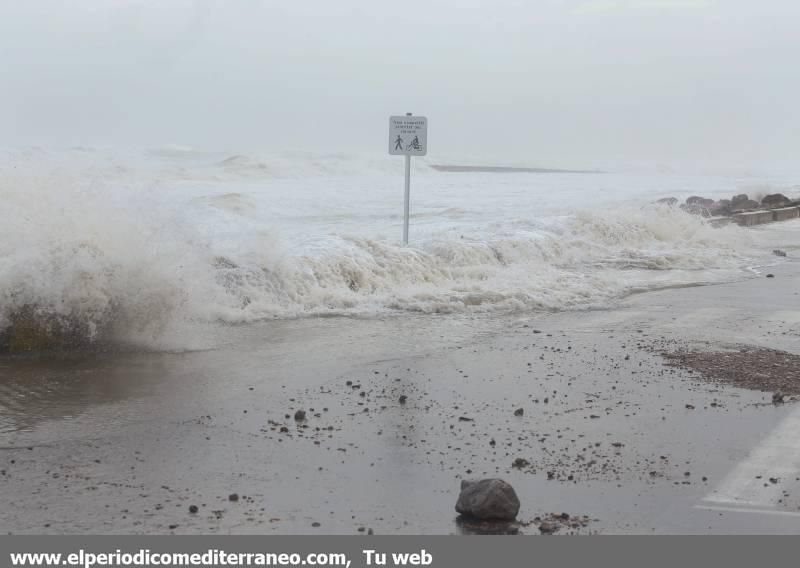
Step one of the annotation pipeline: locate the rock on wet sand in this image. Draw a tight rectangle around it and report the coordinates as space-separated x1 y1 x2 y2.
455 479 520 521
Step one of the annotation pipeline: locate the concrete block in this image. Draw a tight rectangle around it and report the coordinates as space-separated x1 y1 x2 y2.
772 207 799 221
733 211 774 226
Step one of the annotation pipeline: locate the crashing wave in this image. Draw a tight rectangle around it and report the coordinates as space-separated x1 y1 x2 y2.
0 152 784 352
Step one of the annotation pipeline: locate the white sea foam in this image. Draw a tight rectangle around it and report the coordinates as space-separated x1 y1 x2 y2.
0 148 796 348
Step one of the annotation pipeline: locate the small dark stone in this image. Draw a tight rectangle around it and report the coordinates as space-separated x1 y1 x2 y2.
312 522 321 527
513 408 524 416
228 493 239 502
294 409 306 421
766 274 775 278
539 521 558 534
189 505 198 514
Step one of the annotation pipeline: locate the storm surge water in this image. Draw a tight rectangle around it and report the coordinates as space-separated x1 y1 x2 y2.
0 147 795 351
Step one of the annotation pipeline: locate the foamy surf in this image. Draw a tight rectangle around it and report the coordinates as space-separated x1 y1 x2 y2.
0 148 795 351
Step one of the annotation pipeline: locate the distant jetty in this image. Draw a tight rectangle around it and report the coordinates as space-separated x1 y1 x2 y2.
430 164 604 174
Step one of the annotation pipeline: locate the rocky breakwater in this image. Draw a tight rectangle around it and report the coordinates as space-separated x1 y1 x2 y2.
658 192 800 227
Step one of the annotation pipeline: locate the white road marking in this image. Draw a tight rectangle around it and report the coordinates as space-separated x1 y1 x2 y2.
702 405 800 509
695 504 800 518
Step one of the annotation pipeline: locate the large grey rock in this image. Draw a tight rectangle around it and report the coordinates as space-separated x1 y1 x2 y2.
686 196 714 207
455 479 520 521
731 194 750 207
761 193 791 208
708 199 732 216
731 199 760 212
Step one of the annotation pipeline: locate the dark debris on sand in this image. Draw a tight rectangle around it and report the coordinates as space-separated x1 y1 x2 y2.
657 345 800 396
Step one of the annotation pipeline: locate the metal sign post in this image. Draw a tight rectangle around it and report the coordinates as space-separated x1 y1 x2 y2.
403 152 411 244
389 113 428 245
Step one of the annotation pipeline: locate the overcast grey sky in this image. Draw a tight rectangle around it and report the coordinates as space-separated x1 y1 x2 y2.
1 0 798 170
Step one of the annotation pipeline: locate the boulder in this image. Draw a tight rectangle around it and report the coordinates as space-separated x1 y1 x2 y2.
761 193 792 208
686 196 714 207
455 479 520 521
731 194 750 207
708 199 732 216
731 199 760 212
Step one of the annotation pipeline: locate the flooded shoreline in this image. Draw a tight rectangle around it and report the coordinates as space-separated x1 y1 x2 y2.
1 260 799 534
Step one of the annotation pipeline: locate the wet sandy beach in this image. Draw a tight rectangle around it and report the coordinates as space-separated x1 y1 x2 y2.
1 260 800 534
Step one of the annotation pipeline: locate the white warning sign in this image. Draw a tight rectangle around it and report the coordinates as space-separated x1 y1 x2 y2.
388 115 428 156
